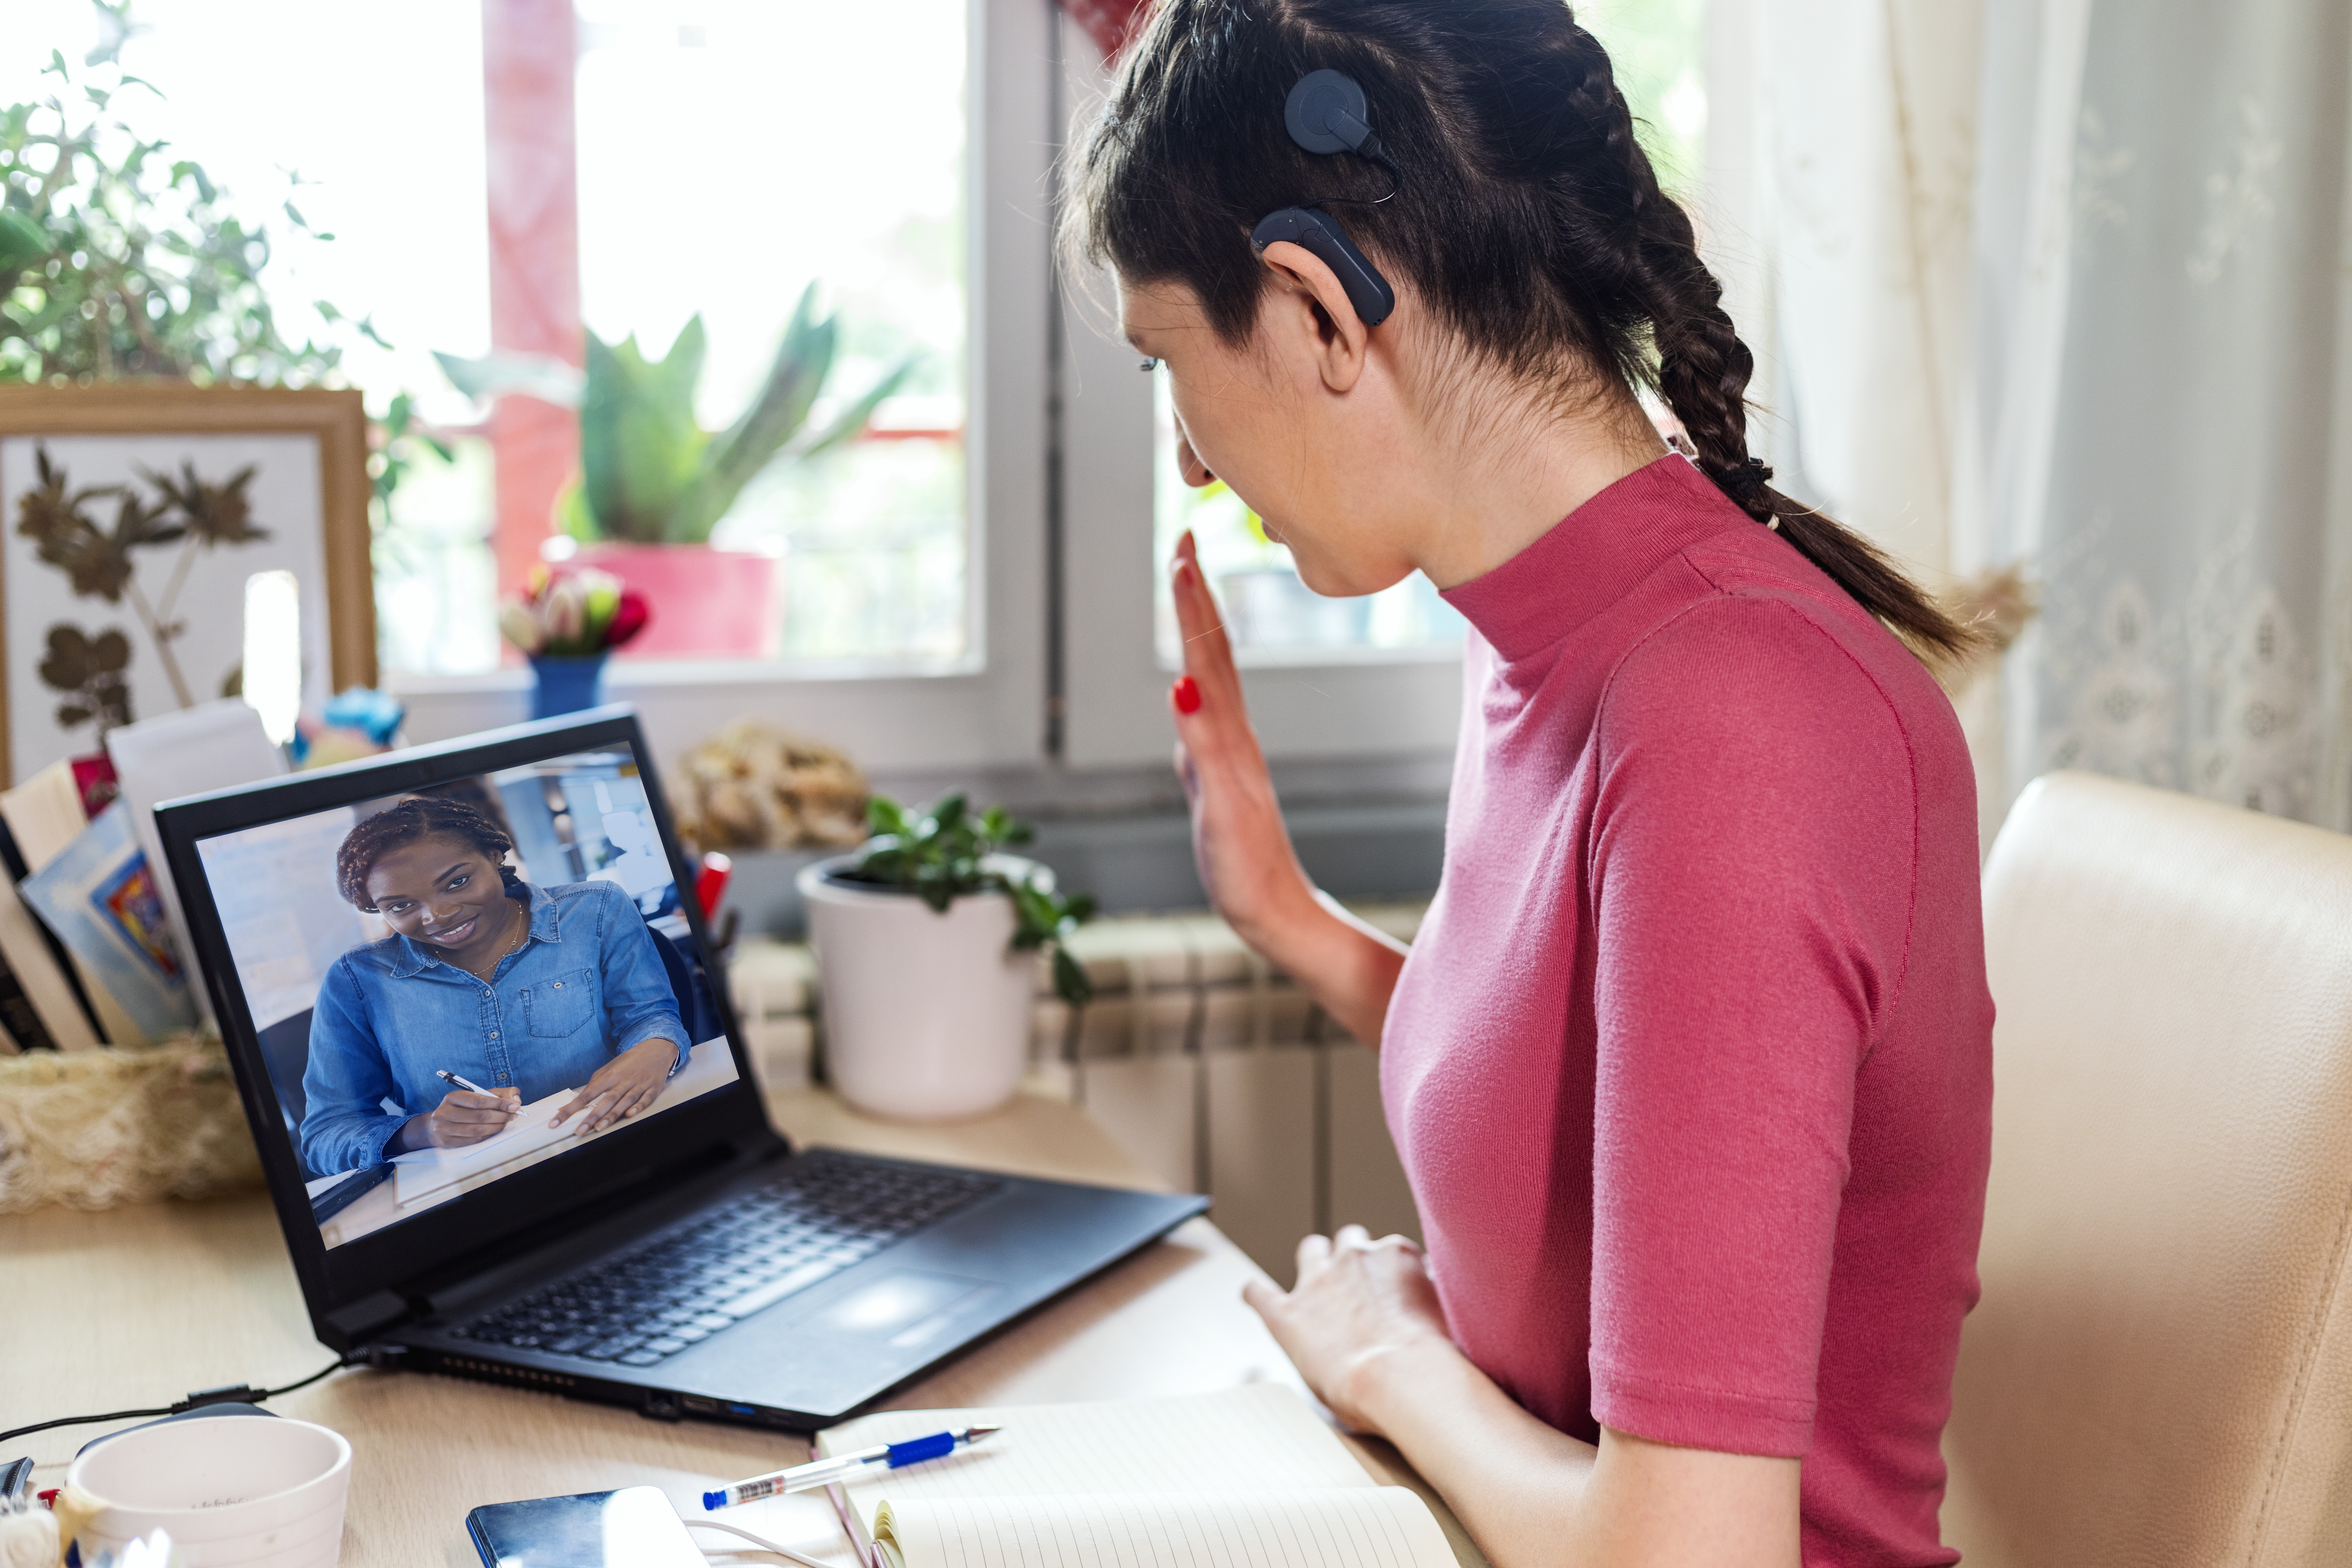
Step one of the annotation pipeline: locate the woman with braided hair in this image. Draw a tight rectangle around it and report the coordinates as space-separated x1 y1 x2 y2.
1072 3 1990 1564
297 794 688 1177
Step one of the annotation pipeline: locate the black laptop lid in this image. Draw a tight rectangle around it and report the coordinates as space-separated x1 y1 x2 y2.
156 708 780 1342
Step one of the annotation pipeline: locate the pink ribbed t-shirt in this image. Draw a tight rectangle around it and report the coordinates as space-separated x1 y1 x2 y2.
1382 456 1994 1567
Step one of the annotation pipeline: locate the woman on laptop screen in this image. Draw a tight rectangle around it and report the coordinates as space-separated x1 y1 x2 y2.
298 796 688 1175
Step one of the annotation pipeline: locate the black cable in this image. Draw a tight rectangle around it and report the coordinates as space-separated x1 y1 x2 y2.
1 1350 373 1443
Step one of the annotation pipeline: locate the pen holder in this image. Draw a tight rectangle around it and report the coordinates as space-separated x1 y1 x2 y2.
0 1036 261 1213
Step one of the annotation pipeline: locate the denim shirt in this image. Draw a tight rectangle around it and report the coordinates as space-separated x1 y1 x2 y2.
299 880 687 1175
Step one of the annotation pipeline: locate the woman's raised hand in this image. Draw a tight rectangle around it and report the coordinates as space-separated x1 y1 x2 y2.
408 1086 520 1150
1168 531 1318 952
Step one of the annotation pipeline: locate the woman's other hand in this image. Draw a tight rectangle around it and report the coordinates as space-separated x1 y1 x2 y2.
1170 531 1320 950
405 1087 520 1150
1248 1228 1800 1568
1242 1224 1455 1436
553 1038 678 1134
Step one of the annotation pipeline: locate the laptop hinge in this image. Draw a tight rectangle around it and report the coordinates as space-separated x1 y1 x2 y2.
326 1288 412 1345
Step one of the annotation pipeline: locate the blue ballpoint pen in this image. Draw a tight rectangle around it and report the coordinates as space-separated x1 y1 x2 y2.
702 1425 1001 1510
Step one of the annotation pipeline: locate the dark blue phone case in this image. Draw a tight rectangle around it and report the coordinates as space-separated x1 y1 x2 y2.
467 1486 704 1567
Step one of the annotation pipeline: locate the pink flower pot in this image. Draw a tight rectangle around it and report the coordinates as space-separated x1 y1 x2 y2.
574 543 781 660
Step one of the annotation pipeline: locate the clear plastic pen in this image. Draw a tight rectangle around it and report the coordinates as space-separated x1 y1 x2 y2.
702 1424 1001 1510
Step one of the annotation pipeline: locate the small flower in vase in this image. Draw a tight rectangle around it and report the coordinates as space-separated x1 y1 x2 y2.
503 567 652 719
500 566 652 659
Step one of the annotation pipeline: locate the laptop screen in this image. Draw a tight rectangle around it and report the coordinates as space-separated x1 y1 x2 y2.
183 734 743 1252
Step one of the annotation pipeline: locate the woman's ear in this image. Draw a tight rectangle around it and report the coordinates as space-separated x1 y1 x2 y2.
1258 239 1372 394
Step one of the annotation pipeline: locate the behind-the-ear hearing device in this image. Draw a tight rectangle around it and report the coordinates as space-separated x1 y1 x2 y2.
1255 70 1399 329
1250 208 1396 327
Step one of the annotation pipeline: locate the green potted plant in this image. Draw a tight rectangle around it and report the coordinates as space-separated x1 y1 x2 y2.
439 286 912 660
798 794 1093 1122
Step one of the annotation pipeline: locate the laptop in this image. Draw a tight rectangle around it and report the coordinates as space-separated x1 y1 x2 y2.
154 707 1205 1430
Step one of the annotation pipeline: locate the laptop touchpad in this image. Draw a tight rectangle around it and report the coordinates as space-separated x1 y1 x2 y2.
816 1272 993 1340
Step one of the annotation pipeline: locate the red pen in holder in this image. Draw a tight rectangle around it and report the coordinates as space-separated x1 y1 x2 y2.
694 852 733 922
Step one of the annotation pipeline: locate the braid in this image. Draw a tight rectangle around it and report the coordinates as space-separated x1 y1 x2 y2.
1575 26 1984 663
337 796 521 911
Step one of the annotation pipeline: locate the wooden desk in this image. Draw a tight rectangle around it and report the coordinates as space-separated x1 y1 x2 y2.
2 1087 1483 1567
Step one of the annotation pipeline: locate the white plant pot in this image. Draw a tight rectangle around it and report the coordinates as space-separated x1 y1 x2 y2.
798 854 1042 1122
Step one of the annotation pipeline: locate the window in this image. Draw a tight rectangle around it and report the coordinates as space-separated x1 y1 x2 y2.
570 0 972 667
9 0 1056 775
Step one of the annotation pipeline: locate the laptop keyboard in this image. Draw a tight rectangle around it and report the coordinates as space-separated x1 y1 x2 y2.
449 1153 1000 1368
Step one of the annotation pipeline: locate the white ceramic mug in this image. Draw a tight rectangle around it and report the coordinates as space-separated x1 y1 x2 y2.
65 1414 352 1568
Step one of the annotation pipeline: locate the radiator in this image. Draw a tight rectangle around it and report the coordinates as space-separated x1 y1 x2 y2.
725 902 1427 1285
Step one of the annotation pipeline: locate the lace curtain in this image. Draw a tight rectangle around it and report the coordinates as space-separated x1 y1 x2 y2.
1712 0 2352 835
1963 0 2352 828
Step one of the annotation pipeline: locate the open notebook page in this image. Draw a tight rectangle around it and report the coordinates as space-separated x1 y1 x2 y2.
390 1087 579 1206
821 1385 1378 1543
874 1488 1456 1568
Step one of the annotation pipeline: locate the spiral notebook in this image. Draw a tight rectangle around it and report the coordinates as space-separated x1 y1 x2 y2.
815 1384 1459 1568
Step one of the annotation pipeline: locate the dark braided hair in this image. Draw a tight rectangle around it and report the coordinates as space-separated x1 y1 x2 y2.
1069 0 1980 661
337 796 523 912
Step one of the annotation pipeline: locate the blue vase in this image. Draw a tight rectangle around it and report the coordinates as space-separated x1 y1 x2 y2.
529 654 609 719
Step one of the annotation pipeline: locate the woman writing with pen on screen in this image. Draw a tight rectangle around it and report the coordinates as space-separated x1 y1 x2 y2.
1077 3 1995 1565
297 796 688 1176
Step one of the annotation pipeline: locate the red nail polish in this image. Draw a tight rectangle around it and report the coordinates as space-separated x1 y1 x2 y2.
1172 676 1203 715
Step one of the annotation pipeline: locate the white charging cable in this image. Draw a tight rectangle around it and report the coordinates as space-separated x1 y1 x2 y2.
683 1514 844 1568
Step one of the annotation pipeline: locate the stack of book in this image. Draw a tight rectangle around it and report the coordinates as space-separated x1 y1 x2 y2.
0 753 195 1052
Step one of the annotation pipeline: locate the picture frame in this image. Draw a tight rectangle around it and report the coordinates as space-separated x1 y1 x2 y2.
0 384 374 785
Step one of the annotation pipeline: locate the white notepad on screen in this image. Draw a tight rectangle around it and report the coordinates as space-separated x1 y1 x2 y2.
390 1087 579 1206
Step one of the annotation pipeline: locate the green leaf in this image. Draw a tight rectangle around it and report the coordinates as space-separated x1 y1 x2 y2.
0 208 50 280
434 347 583 408
686 282 833 537
576 322 710 542
1052 946 1094 1009
794 354 921 462
1008 882 1055 947
866 796 908 836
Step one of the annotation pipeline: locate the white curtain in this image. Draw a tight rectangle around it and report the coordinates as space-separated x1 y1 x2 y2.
1706 0 2352 835
1962 0 2352 827
1701 0 1983 580
1701 0 2003 843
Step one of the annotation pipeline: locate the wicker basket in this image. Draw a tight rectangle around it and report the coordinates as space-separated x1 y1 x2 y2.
0 1039 263 1213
